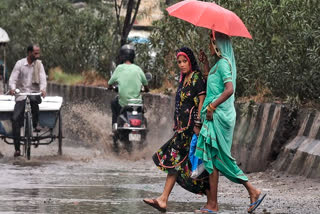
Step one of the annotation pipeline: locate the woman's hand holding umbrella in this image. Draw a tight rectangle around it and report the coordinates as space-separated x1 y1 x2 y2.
198 49 209 79
198 49 208 64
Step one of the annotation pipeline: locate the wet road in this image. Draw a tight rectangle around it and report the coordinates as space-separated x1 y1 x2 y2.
0 160 162 213
0 150 211 214
0 143 319 214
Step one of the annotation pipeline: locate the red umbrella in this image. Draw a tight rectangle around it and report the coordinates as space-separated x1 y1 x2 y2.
166 0 252 39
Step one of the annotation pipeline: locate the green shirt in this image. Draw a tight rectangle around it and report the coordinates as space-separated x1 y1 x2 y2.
108 63 148 107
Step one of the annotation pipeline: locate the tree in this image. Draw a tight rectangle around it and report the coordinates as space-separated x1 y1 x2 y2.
112 0 141 65
114 0 141 47
0 0 115 76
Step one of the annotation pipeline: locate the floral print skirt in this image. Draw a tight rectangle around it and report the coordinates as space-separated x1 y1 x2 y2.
152 130 209 195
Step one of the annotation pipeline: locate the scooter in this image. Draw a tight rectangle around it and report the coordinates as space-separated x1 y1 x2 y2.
110 72 152 153
112 97 148 153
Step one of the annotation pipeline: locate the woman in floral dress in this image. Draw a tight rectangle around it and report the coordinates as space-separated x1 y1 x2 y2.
143 47 208 212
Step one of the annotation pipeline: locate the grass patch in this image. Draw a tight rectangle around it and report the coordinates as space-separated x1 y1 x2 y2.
81 70 108 87
49 67 83 85
48 67 108 87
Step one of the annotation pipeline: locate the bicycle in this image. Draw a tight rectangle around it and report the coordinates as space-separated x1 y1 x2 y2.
16 91 42 160
1 90 63 160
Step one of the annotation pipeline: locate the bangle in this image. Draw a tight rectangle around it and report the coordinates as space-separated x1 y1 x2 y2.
206 104 216 112
194 119 202 125
209 103 216 111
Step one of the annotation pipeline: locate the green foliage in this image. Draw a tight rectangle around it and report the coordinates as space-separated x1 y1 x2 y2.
136 0 320 102
0 0 115 76
51 70 84 85
234 0 320 102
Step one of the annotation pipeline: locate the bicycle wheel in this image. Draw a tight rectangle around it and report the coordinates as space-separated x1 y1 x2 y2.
58 111 63 155
25 112 32 160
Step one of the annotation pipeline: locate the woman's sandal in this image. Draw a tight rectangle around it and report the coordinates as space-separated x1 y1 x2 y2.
248 193 267 213
195 207 217 213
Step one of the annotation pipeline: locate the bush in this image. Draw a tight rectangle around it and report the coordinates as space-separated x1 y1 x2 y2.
0 0 115 76
136 0 320 102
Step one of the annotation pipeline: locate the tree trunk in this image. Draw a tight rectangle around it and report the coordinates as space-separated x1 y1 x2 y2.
114 0 141 64
120 0 141 46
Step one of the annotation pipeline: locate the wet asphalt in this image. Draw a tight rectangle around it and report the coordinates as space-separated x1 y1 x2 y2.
0 143 319 214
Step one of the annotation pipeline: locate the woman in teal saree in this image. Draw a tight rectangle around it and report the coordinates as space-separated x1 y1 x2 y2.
196 32 266 213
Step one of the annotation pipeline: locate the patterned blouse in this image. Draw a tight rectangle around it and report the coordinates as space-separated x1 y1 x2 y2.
174 71 206 133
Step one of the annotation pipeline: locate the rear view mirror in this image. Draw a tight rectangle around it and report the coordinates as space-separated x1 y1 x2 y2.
145 72 152 82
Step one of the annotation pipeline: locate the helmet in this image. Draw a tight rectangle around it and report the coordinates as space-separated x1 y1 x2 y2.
119 44 135 63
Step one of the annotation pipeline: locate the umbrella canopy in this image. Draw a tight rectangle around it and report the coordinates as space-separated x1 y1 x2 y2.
0 28 10 43
166 0 252 39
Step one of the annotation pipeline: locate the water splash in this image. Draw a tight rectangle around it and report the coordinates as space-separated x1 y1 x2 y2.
0 99 175 162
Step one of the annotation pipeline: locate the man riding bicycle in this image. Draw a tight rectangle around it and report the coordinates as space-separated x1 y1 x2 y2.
108 44 149 132
8 44 47 157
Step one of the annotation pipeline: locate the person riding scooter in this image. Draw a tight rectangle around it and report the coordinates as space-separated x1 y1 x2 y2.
108 44 149 132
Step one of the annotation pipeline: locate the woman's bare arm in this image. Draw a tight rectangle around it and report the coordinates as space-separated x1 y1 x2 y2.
197 94 205 118
211 82 233 108
206 82 233 120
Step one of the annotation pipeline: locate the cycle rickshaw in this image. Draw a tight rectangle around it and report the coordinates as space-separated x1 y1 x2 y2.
0 92 63 160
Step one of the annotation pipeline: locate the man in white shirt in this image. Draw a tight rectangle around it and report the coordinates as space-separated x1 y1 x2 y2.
9 44 47 157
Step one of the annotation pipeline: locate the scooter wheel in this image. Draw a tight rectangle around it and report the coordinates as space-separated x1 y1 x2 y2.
124 141 132 154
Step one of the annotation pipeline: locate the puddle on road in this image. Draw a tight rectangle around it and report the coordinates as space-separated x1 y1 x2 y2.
0 159 237 214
